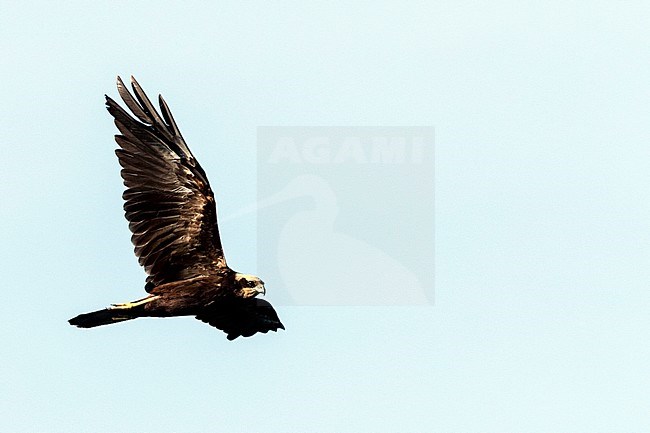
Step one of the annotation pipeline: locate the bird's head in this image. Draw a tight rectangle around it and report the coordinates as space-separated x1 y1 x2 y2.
234 273 266 298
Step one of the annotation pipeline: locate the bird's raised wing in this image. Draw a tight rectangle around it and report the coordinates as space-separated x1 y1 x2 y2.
106 76 226 291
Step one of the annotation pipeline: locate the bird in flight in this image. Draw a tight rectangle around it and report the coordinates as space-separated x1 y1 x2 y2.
69 76 284 340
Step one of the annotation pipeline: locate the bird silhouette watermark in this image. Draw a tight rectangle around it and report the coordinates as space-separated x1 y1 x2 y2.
223 126 435 307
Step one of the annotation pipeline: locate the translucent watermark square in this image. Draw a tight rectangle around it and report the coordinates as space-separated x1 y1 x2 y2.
255 126 434 306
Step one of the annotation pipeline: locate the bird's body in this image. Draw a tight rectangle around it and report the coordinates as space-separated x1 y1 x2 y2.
69 77 284 340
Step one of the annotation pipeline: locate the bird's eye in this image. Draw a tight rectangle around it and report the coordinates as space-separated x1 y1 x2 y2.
248 281 256 287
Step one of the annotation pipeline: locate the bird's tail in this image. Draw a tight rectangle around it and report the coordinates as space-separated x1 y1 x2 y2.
68 307 137 328
69 296 157 328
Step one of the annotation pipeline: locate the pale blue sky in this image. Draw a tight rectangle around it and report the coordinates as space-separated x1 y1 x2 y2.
2 1 650 432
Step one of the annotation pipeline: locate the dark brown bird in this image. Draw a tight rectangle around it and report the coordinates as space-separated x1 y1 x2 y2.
68 76 284 340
